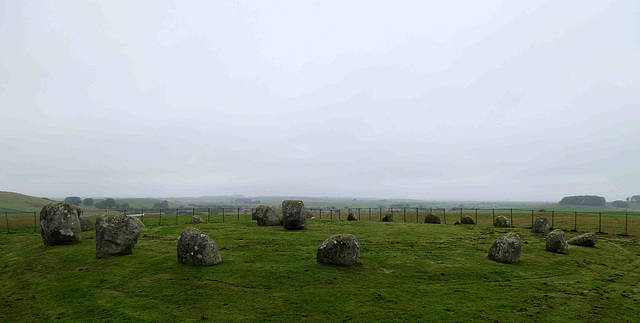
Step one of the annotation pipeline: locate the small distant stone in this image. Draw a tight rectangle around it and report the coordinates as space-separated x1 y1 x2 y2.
532 218 550 234
488 232 522 264
317 234 361 266
546 229 569 254
461 216 475 224
129 216 146 228
39 202 82 246
253 205 282 226
493 215 510 228
177 228 221 266
303 209 314 219
381 213 393 222
79 215 94 231
347 213 357 221
454 221 460 225
568 232 597 247
189 215 206 224
424 213 441 224
96 212 140 259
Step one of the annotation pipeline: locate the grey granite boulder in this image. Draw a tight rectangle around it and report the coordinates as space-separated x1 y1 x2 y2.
381 213 393 222
177 228 221 266
79 215 93 231
488 232 522 264
317 234 361 266
254 205 282 226
532 218 550 233
282 200 306 230
303 209 314 219
461 216 475 224
424 213 441 224
347 213 357 221
189 215 206 224
39 202 82 246
129 216 146 228
546 229 569 254
568 232 597 247
494 215 510 228
96 212 140 259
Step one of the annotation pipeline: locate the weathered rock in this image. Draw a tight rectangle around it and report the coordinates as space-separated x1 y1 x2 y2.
129 216 146 228
568 232 597 247
79 215 93 231
424 213 441 224
95 212 140 259
39 202 82 246
282 200 306 230
177 228 221 266
255 205 282 226
317 234 361 266
303 209 314 218
546 229 569 254
381 213 393 222
494 215 510 228
347 213 357 221
461 216 476 224
189 215 206 224
488 232 522 264
252 205 270 221
532 218 550 233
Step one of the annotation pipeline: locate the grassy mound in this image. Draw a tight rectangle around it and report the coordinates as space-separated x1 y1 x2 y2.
1 220 639 321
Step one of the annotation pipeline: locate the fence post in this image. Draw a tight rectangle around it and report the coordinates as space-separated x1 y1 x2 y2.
124 209 127 216
338 210 341 221
475 208 478 224
574 211 577 231
403 208 406 223
319 209 322 219
379 208 382 221
176 209 178 225
492 209 495 224
192 208 195 218
531 210 533 228
598 212 602 233
460 208 463 222
223 208 225 223
34 211 37 232
551 211 554 229
510 209 513 228
5 212 8 233
358 208 361 221
443 209 447 224
625 213 628 235
237 208 240 221
159 209 162 225
369 208 371 221
330 210 333 220
208 208 211 223
416 208 419 223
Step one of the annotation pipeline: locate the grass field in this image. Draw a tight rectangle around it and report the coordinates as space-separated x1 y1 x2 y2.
1 218 639 322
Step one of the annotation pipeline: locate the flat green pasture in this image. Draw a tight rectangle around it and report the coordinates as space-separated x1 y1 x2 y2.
1 220 639 322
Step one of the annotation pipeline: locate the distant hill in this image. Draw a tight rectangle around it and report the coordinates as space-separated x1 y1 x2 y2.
0 191 58 212
559 195 606 207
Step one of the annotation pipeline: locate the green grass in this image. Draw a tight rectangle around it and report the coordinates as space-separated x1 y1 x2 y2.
1 219 640 321
0 191 56 212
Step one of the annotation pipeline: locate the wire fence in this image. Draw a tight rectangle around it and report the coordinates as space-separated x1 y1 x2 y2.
2 207 639 237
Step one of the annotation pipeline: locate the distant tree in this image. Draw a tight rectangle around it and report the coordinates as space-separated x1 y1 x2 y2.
83 198 94 206
117 202 131 210
94 200 107 209
105 198 117 209
64 196 82 206
612 200 631 208
152 200 169 209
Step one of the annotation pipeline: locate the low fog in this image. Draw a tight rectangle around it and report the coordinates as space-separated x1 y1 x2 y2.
1 1 639 201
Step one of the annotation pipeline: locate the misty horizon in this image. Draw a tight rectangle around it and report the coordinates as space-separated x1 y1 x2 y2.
2 2 639 202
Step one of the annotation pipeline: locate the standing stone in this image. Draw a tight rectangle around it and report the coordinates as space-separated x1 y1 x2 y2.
189 215 206 224
494 215 510 228
461 216 476 224
381 213 393 222
177 228 221 266
39 202 82 246
129 216 146 228
282 200 306 230
532 218 550 233
347 213 357 221
254 205 282 226
95 212 140 259
424 213 441 224
317 234 361 266
568 232 597 247
303 209 314 219
488 232 522 264
546 229 569 254
79 215 94 231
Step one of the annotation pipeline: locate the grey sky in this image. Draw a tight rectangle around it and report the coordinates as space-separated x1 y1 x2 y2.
1 1 639 201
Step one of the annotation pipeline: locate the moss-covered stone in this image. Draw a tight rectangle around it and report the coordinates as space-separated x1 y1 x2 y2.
282 200 306 230
461 216 475 224
96 212 140 259
177 228 221 266
317 234 361 266
424 213 441 224
567 232 597 247
493 215 510 228
532 218 550 233
39 202 82 246
546 229 569 254
488 232 522 264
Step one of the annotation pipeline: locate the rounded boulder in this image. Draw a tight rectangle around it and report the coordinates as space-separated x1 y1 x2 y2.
568 232 597 247
461 216 475 224
347 213 357 221
189 215 206 224
254 205 282 226
317 234 361 266
532 218 550 234
381 213 393 222
96 212 140 259
39 202 82 246
488 232 522 264
424 213 441 224
493 215 510 228
546 229 569 254
79 215 94 231
177 228 222 266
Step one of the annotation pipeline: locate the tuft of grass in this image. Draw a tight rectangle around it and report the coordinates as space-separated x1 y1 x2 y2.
1 220 640 321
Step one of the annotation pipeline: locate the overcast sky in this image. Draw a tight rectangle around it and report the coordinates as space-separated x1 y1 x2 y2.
1 1 639 201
